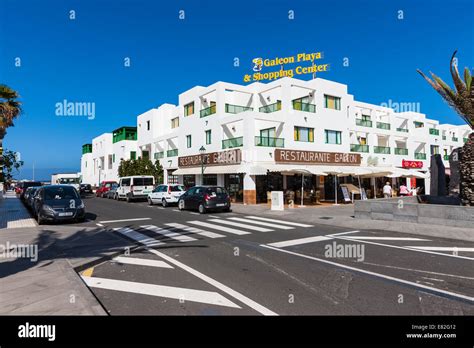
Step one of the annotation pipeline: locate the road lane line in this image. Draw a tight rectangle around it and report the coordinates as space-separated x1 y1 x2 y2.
405 247 474 252
82 276 240 308
188 220 250 235
208 219 273 232
326 230 360 236
100 218 152 224
228 217 294 230
113 256 173 268
113 227 164 247
145 249 278 315
189 212 200 215
245 216 313 227
140 225 197 242
96 223 104 227
267 236 333 248
209 215 220 218
165 223 225 239
344 237 430 241
334 236 474 261
261 244 474 304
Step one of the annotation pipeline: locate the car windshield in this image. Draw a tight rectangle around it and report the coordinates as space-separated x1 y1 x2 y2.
44 186 79 200
59 178 80 184
171 185 185 192
207 187 227 195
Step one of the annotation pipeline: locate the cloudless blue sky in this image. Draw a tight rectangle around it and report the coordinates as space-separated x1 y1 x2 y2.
1 0 472 180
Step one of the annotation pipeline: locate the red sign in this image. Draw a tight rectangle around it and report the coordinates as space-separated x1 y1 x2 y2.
402 160 423 169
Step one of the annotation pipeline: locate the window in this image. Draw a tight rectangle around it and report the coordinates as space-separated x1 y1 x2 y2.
325 130 342 144
108 155 113 169
361 115 371 121
167 170 178 184
186 135 192 148
324 95 341 110
294 127 314 142
205 130 212 145
133 177 154 186
260 127 276 138
184 102 194 116
171 117 179 129
414 121 424 128
112 154 115 163
430 145 440 155
130 151 136 160
147 120 150 131
359 137 367 145
142 150 149 159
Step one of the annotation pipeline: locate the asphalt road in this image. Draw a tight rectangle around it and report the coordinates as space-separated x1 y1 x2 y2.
63 194 474 315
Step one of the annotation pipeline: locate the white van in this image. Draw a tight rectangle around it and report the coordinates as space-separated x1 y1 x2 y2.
117 176 155 202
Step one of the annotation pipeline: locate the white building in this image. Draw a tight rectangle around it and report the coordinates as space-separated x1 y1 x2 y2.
81 77 471 203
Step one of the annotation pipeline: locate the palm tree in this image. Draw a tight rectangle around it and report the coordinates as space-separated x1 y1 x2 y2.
417 51 473 129
0 84 22 143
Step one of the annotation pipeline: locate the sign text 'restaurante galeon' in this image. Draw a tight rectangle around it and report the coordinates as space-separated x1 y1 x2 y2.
179 149 241 168
275 149 361 165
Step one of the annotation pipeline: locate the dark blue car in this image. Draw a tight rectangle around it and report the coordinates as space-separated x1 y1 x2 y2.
33 185 86 224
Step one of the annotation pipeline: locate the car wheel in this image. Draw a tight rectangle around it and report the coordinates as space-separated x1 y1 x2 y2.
198 203 206 214
178 199 185 211
126 194 132 203
148 197 153 205
223 207 231 212
162 198 168 207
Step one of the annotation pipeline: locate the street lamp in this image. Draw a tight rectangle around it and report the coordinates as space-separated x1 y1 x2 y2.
199 146 206 178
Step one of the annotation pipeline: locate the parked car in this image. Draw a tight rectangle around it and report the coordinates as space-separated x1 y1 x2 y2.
23 186 40 209
95 181 117 198
17 181 42 200
178 186 231 214
116 176 155 202
33 185 85 224
80 183 92 194
148 184 186 207
105 183 119 199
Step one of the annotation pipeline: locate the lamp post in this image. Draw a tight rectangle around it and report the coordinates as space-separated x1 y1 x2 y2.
199 146 206 186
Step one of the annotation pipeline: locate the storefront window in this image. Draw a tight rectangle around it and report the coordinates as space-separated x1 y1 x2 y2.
167 170 178 184
225 174 243 203
183 175 196 189
202 174 217 186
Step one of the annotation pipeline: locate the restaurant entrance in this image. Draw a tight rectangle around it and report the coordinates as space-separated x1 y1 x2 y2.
256 172 283 203
224 174 243 203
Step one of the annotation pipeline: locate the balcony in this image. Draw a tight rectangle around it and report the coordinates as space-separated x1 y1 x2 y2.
414 152 426 160
452 137 459 142
82 144 92 154
292 100 316 113
394 148 408 155
222 136 243 149
225 104 253 114
396 127 408 133
259 101 281 113
444 155 450 161
356 119 373 127
200 105 216 118
154 151 164 160
113 126 137 143
429 128 440 136
255 136 285 148
350 144 369 153
376 122 391 130
373 146 390 154
167 149 178 157
463 138 468 143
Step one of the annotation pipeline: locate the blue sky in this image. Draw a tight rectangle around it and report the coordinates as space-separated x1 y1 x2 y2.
1 0 472 180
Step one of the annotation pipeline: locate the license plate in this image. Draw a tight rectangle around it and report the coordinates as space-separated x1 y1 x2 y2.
59 212 73 217
143 190 151 194
216 203 226 207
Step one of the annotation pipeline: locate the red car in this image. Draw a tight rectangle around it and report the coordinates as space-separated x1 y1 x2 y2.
96 181 117 198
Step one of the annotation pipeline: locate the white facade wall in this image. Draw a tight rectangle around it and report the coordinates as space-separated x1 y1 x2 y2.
91 133 114 186
80 153 94 185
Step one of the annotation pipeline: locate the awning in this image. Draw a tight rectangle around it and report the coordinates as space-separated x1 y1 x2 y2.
173 165 247 175
386 167 429 179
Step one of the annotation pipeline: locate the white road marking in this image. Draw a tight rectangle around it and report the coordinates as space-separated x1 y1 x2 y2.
146 248 278 315
172 209 180 212
344 237 430 241
140 225 197 242
188 220 250 235
334 236 474 261
326 230 360 236
228 217 294 230
100 218 152 224
82 276 240 308
262 244 474 304
406 247 474 252
165 223 225 239
267 236 333 248
362 262 474 280
113 256 173 268
190 212 200 215
208 219 273 232
156 207 165 210
245 216 313 227
113 227 164 247
209 215 220 218
96 223 104 227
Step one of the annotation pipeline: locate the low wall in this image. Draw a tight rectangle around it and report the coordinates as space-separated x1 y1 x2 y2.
354 197 474 228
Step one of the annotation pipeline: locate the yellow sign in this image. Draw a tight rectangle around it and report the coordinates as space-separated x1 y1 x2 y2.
245 51 329 82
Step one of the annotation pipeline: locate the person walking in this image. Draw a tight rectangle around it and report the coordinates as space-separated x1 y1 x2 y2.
383 182 392 199
399 182 408 196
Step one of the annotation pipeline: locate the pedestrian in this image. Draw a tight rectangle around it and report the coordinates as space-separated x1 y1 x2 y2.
383 182 392 199
399 182 408 196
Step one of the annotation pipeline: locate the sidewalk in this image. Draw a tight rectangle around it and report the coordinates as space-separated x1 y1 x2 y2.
231 203 474 242
0 193 128 315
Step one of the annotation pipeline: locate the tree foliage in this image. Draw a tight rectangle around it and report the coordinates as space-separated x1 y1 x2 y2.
118 157 164 184
0 149 24 182
0 85 22 140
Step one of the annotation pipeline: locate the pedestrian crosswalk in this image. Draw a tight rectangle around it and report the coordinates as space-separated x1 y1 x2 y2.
111 216 314 247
